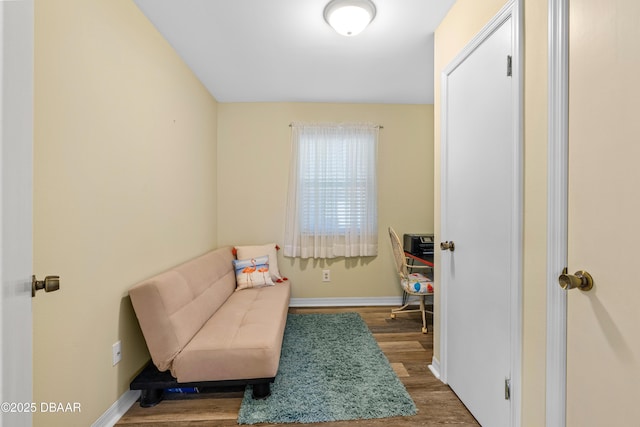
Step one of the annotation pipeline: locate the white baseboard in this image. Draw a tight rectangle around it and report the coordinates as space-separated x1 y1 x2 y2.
289 296 402 307
428 356 442 381
91 390 140 427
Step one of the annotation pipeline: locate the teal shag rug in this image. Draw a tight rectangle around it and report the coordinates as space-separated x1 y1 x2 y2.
237 312 417 424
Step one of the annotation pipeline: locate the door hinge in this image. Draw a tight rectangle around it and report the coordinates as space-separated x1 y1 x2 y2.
507 55 513 77
504 378 511 400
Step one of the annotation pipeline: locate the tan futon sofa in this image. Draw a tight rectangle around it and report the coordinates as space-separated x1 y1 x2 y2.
128 246 291 407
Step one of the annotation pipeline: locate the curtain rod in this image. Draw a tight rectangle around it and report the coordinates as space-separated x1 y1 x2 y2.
289 123 383 129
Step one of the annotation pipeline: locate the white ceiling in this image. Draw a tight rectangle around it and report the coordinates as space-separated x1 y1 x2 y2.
133 0 457 104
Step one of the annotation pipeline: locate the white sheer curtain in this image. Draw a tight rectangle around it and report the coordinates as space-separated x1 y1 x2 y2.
284 122 379 259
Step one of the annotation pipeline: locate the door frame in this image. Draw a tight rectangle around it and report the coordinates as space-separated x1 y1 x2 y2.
0 0 34 424
546 0 568 426
439 1 523 425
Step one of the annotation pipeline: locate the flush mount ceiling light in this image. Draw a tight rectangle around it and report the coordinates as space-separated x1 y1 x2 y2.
323 0 376 37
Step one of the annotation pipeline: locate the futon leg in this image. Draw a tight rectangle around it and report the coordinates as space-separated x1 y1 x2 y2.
252 382 271 400
139 388 164 407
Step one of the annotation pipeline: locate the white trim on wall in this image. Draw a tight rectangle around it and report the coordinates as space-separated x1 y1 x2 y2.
1 2 34 426
429 356 441 380
511 5 524 427
91 390 141 427
289 296 402 307
546 0 569 426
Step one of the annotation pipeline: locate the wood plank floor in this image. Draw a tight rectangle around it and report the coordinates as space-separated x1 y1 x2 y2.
117 306 479 426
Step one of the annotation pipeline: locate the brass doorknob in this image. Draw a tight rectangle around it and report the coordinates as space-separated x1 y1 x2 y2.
440 241 455 252
32 275 60 297
558 269 593 292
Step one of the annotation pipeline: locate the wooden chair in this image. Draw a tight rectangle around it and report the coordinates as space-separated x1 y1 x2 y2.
388 227 434 333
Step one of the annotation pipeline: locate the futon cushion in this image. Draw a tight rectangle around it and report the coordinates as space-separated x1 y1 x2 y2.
171 280 291 382
129 247 236 371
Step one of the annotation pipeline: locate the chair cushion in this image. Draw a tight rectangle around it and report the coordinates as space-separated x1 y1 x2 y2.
402 273 433 294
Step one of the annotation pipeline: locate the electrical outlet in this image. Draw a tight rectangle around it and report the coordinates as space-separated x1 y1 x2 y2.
112 341 122 366
322 269 331 282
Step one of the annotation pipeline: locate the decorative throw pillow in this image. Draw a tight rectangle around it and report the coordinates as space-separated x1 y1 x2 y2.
233 255 275 291
235 243 286 282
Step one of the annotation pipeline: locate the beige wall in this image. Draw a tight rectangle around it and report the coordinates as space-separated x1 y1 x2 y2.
217 103 434 299
434 0 548 425
33 1 218 425
33 8 433 422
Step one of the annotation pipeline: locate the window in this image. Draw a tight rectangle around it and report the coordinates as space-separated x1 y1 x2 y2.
284 122 379 259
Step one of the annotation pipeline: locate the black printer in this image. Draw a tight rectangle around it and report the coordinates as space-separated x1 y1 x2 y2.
403 233 435 262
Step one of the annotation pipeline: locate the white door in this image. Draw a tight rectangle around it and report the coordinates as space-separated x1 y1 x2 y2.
565 0 640 424
0 1 34 426
440 5 520 427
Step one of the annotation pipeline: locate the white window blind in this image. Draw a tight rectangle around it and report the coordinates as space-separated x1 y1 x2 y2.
284 122 379 258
